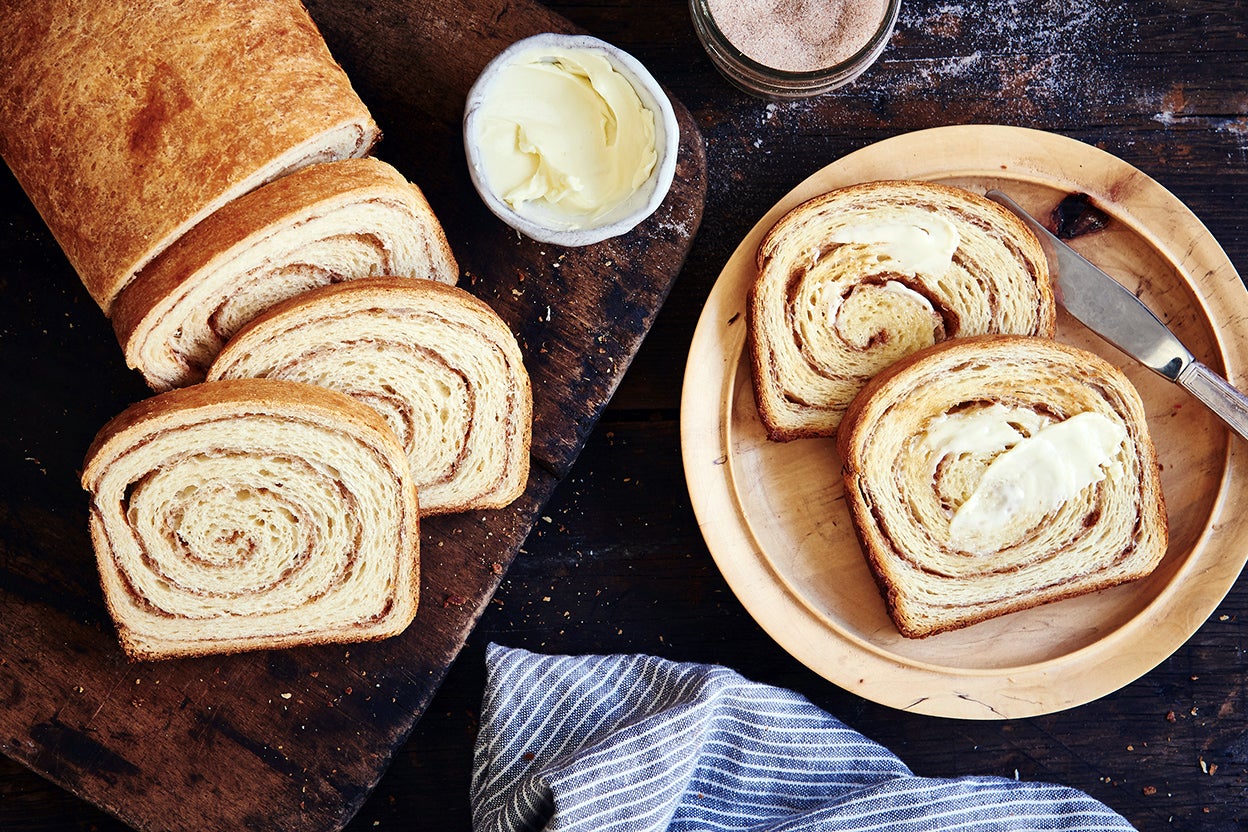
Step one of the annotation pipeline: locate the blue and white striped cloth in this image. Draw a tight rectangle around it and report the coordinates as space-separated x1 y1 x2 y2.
471 644 1136 832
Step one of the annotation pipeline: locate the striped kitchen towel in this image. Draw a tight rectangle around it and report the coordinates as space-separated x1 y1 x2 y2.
471 644 1136 832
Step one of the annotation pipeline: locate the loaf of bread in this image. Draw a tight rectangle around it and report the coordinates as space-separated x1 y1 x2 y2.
209 277 531 515
0 0 378 315
837 335 1168 639
111 158 459 391
748 180 1055 441
81 378 420 660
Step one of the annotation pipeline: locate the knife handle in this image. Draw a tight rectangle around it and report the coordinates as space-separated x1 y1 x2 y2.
1177 361 1248 442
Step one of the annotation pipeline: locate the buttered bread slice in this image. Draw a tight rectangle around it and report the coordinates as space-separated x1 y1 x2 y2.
748 180 1054 441
82 378 420 660
838 335 1168 639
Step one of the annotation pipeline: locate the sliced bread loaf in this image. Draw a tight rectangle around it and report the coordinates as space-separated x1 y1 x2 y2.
0 0 379 315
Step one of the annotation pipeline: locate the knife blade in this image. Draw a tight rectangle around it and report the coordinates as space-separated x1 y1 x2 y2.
986 189 1248 442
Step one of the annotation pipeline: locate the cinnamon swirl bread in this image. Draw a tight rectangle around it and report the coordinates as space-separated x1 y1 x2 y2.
209 278 531 515
0 0 378 314
112 158 459 391
838 335 1168 639
748 180 1055 441
81 378 420 660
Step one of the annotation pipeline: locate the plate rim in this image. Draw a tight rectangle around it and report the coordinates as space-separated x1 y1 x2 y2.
680 124 1248 719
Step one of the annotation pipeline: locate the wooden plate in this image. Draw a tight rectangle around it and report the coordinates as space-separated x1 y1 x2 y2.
681 124 1248 719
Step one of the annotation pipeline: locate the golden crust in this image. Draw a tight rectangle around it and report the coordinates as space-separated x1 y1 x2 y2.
0 0 378 314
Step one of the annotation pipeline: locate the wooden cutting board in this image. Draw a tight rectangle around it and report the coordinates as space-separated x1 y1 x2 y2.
0 1 706 830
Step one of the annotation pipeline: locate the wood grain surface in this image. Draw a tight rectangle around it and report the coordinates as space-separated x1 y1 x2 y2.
5 0 1248 831
0 0 704 830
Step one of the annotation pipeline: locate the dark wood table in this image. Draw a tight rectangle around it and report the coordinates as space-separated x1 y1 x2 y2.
4 1 1248 829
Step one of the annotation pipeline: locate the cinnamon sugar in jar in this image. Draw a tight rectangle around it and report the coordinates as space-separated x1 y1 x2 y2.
690 0 899 98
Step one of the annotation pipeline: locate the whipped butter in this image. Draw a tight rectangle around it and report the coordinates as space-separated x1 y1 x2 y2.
829 214 960 276
473 47 657 230
921 407 1127 553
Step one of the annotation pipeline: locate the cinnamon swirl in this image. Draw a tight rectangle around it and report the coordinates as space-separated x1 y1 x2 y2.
838 335 1168 639
747 180 1055 441
111 158 459 392
209 277 531 516
81 378 420 660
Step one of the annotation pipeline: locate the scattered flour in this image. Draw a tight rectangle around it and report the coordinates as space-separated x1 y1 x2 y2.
898 0 1114 53
722 0 1133 128
887 0 1132 106
704 0 1246 177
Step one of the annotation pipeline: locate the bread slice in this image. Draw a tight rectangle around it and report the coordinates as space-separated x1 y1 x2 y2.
0 0 378 314
81 378 420 660
208 277 531 516
747 180 1055 441
837 335 1167 639
111 157 459 392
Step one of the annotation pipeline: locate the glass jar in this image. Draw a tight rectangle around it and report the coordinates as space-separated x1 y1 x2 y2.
689 0 900 99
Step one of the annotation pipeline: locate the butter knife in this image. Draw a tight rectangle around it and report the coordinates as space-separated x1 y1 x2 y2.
986 189 1248 442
